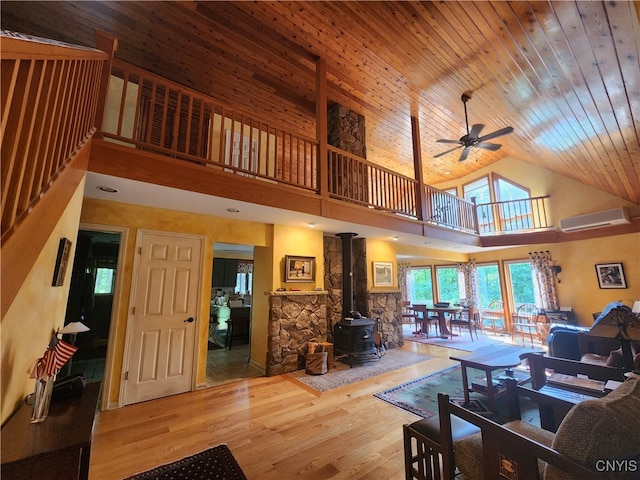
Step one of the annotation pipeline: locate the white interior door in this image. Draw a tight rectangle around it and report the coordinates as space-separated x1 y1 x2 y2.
123 231 203 405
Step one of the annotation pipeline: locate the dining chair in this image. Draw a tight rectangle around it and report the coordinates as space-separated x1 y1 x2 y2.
401 301 417 332
449 308 479 340
481 300 506 333
511 303 540 346
412 304 439 337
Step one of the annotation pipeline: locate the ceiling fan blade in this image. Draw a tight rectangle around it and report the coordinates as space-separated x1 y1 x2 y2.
433 145 463 158
436 139 462 144
458 147 472 162
478 126 514 142
468 124 485 138
476 142 502 151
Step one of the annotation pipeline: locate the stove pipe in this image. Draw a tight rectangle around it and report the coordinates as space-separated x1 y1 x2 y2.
337 233 358 317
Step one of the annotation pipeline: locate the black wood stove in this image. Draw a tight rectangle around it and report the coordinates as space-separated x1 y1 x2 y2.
333 233 380 365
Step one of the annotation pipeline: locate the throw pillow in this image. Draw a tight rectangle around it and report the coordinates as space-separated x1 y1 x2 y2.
606 347 624 367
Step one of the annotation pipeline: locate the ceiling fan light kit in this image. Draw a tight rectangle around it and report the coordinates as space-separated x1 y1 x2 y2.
435 93 514 162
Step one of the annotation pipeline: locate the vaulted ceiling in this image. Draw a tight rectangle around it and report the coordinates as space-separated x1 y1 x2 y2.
2 1 639 203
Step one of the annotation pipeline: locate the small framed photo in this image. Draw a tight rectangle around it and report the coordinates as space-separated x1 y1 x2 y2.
373 261 393 287
285 255 315 282
52 237 72 286
595 263 627 289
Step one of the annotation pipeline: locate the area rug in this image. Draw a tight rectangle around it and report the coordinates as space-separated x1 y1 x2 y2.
374 365 539 425
124 444 247 480
286 348 433 392
404 329 511 352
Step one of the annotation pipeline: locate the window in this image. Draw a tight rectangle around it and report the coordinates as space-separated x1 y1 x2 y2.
463 176 491 204
235 262 253 295
505 260 538 311
435 265 464 304
463 176 492 232
94 267 115 295
476 263 502 309
494 177 533 230
410 267 433 304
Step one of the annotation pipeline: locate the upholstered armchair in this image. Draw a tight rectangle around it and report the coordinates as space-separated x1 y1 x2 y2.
440 377 640 480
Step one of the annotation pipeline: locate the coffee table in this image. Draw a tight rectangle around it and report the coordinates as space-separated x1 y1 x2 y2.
450 346 543 410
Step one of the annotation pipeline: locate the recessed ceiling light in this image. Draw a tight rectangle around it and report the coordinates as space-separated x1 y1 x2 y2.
98 186 118 193
226 208 240 213
307 222 316 228
392 236 398 241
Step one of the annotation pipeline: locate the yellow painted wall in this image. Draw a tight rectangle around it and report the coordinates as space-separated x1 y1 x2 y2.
436 157 640 224
271 225 324 290
366 238 398 289
80 198 272 404
395 243 469 264
1 180 86 425
472 233 640 326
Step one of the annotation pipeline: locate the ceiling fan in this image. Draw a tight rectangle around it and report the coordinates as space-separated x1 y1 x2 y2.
434 93 514 162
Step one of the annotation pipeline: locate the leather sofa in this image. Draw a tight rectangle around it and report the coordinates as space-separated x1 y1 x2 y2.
546 324 590 360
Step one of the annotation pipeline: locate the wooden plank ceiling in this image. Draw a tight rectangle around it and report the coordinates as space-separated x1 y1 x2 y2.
2 1 639 203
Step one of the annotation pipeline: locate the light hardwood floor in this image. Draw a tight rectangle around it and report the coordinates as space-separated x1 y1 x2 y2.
89 341 464 479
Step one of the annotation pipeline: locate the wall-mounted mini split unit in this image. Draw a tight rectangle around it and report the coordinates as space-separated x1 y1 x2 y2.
559 207 630 232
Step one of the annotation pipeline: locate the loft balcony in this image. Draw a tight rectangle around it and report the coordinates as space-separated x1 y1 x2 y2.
93 56 555 245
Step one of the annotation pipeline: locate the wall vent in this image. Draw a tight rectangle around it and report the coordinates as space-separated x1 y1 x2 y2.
560 207 630 232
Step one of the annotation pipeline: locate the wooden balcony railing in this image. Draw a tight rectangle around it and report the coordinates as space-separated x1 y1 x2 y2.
476 196 552 233
327 145 418 217
103 59 319 192
1 32 108 240
424 186 478 232
99 57 554 237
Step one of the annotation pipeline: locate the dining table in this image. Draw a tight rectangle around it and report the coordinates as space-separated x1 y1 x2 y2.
414 305 466 339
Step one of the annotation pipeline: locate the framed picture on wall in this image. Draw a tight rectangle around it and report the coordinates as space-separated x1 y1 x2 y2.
285 255 315 282
52 237 72 286
373 261 393 287
594 263 627 289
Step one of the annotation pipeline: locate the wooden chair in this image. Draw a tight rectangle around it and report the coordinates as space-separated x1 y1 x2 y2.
436 390 607 480
511 303 540 346
448 308 479 341
401 301 417 332
412 304 439 337
481 300 505 333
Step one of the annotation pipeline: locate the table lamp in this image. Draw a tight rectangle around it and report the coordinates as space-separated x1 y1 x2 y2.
589 302 640 372
58 321 90 376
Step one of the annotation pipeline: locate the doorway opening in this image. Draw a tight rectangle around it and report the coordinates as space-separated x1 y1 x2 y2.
62 230 121 395
207 242 262 387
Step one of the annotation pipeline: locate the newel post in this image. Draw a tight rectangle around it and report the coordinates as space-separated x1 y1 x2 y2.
93 29 118 138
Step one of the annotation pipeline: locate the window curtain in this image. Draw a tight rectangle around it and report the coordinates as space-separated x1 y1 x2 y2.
398 262 412 303
457 260 478 309
529 251 559 311
237 263 253 274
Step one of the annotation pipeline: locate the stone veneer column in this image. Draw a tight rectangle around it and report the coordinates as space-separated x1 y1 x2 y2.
366 290 404 349
327 103 366 157
266 291 328 375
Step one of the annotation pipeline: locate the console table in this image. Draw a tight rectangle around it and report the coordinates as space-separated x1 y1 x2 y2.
1 382 101 480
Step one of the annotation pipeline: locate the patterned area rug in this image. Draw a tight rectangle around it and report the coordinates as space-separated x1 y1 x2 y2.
374 365 540 425
125 444 247 480
286 348 433 392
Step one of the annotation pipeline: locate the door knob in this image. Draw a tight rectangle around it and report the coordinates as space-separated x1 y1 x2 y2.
184 317 195 323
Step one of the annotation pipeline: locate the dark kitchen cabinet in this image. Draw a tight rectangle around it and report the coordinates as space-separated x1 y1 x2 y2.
212 258 238 287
